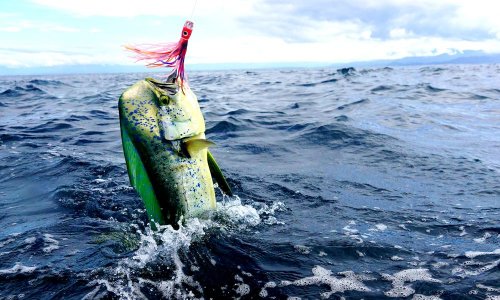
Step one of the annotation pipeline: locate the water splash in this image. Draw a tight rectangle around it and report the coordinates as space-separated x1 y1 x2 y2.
84 195 284 299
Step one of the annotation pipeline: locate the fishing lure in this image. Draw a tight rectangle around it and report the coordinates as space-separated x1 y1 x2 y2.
125 20 194 90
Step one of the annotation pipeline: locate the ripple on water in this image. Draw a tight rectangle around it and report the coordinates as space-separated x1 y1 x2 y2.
0 67 499 299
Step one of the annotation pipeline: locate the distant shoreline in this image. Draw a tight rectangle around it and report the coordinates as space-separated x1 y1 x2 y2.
1 50 499 76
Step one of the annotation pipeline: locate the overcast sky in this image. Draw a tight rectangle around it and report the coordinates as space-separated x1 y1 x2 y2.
1 0 499 69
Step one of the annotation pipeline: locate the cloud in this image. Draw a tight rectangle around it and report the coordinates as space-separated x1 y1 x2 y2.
1 0 499 69
30 0 258 18
31 0 187 17
241 0 500 42
188 33 500 65
0 20 79 33
239 14 372 43
0 27 22 33
389 28 413 39
0 47 128 67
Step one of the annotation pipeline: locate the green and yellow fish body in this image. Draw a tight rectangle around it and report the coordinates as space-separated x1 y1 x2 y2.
118 78 231 227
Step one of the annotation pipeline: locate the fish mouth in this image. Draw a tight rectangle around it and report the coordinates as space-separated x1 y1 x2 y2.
146 77 179 97
166 70 178 83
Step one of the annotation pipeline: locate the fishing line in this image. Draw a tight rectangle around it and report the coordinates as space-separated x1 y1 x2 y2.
189 0 198 21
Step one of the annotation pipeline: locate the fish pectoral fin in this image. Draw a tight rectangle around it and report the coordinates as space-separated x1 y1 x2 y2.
184 138 215 158
120 119 165 225
207 150 233 196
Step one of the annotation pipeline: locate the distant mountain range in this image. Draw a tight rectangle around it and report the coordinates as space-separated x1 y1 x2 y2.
341 50 500 68
1 50 499 76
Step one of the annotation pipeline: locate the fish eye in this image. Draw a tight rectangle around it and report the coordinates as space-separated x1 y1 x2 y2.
183 31 188 36
160 95 169 105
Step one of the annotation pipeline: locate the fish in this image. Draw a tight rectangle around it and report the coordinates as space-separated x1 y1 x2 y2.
118 74 232 228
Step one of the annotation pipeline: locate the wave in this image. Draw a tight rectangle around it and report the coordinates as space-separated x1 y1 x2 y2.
371 85 392 92
28 79 68 86
293 123 381 149
1 66 499 299
297 77 339 87
337 67 356 76
24 121 73 133
0 84 45 97
421 83 447 92
206 119 250 134
336 98 369 110
0 132 55 143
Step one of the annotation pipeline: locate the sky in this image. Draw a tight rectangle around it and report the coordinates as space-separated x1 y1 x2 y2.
0 0 500 70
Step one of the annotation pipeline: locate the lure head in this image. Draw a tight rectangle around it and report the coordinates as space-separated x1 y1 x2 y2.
181 21 194 40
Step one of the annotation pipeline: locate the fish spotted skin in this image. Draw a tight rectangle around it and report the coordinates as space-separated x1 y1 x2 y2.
118 78 215 226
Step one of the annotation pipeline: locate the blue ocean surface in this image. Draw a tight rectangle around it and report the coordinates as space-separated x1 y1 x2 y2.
0 65 499 299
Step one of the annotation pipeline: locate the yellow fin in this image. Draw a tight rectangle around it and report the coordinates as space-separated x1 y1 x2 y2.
184 139 215 158
207 150 233 196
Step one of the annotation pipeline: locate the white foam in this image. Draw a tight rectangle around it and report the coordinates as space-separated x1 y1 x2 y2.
431 262 449 269
217 196 261 226
256 201 286 225
477 284 500 293
235 283 250 297
347 234 364 244
474 232 492 243
83 194 269 300
280 266 370 298
43 234 60 253
0 262 36 275
465 249 500 258
225 204 260 225
85 218 210 299
343 225 358 233
294 245 311 255
24 237 36 244
232 273 250 298
259 288 268 298
241 270 252 277
459 226 467 236
259 281 276 298
375 224 388 231
257 201 286 215
0 238 15 248
412 294 443 300
263 216 285 225
382 269 441 298
452 259 500 277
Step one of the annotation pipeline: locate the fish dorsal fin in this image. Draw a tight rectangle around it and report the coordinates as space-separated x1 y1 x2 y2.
207 151 233 196
120 118 165 226
184 139 215 158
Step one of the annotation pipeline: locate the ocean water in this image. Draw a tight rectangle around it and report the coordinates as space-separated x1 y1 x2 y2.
0 65 499 299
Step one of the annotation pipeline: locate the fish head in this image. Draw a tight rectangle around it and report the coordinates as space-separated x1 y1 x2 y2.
145 76 205 141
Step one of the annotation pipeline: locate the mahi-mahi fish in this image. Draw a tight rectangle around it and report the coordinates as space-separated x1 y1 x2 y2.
118 73 232 227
